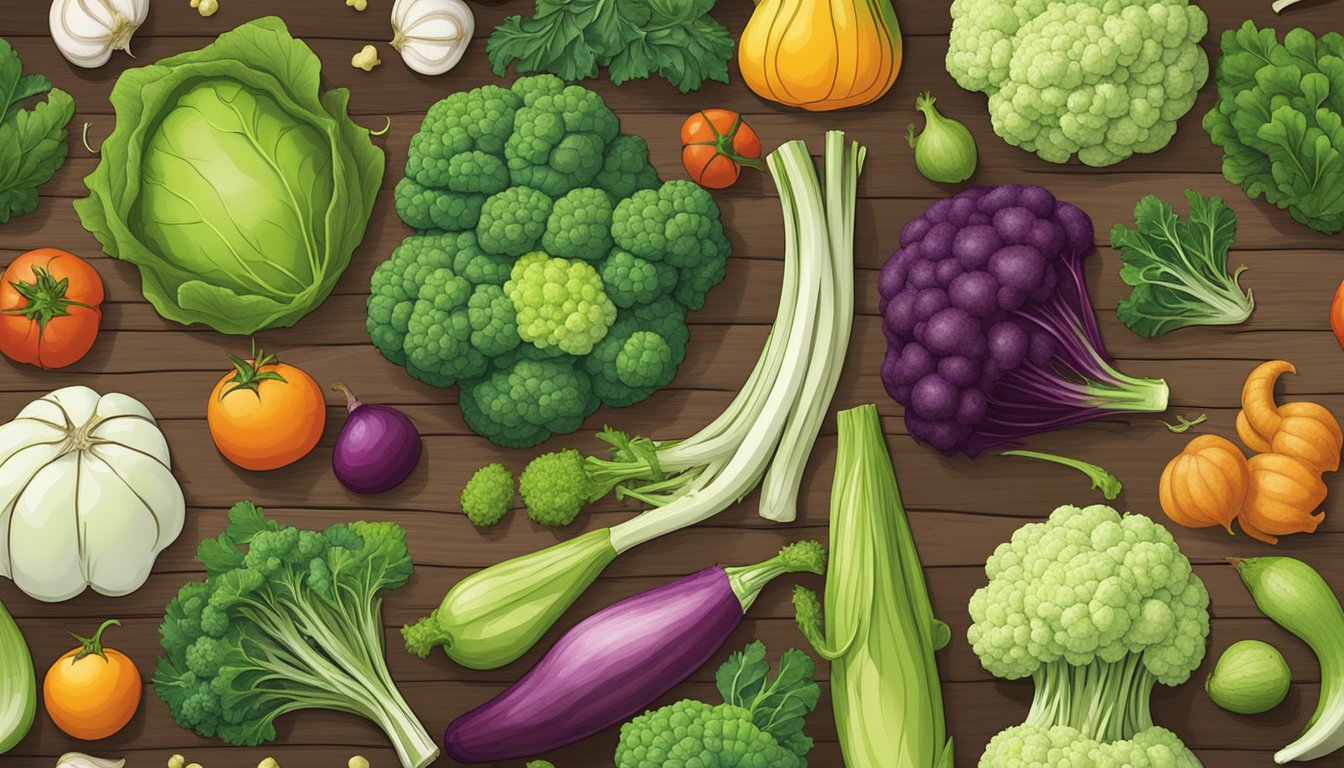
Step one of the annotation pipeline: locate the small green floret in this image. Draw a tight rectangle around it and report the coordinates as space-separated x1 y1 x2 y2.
525 762 557 768
520 449 599 526
461 463 515 527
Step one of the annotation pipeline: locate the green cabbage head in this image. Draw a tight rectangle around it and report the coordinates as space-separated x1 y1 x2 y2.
75 17 384 335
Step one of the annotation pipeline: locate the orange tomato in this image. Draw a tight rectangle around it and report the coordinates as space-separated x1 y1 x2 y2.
1332 280 1344 349
681 109 765 189
0 248 103 369
207 343 327 470
44 619 141 741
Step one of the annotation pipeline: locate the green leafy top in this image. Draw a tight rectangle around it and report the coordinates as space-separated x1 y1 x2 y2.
486 0 733 93
0 36 75 224
1203 22 1344 234
1112 190 1253 338
715 641 821 758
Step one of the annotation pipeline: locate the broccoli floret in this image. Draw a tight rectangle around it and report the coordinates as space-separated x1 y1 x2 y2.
525 762 556 768
466 284 521 357
541 187 614 261
519 449 597 527
616 701 803 768
476 186 554 257
460 463 515 527
969 504 1210 763
407 84 520 187
505 82 620 196
510 73 565 107
596 135 661 201
673 229 730 310
505 252 617 355
393 178 485 232
586 298 688 407
599 250 677 308
154 503 437 767
612 180 728 268
367 233 462 367
458 352 600 448
402 268 489 387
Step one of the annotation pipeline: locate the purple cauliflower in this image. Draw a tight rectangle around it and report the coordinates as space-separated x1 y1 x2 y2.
878 185 1168 456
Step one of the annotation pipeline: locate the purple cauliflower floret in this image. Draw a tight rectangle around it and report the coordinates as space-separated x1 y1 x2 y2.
878 185 1168 456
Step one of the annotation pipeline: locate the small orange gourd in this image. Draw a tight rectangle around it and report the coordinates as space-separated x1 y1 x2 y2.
1239 452 1326 544
1237 360 1343 473
1159 434 1249 532
737 0 902 111
1240 360 1295 441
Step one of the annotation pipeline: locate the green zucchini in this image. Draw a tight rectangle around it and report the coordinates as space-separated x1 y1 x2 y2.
0 595 35 754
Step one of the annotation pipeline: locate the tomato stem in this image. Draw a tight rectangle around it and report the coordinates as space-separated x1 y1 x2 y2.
3 264 93 333
70 618 120 663
221 339 289 401
688 110 767 172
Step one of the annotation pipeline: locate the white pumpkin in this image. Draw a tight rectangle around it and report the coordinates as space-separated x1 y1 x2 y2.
0 386 184 602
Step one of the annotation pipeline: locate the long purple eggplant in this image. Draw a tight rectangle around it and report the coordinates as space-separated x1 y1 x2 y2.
443 540 825 762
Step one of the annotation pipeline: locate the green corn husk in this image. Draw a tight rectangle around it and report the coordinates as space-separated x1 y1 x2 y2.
793 404 953 767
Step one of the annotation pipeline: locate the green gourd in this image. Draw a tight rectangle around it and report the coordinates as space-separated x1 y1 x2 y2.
0 596 36 754
1206 639 1290 714
906 92 977 184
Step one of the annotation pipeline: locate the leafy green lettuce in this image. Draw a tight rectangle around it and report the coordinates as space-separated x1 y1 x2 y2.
1112 190 1253 338
75 17 383 334
0 37 74 224
1204 22 1344 235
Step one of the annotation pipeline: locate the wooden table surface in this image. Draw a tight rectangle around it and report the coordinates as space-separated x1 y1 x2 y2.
4 0 1344 766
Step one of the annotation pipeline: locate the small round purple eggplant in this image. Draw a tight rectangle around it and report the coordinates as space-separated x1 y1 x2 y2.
443 540 824 762
330 383 421 494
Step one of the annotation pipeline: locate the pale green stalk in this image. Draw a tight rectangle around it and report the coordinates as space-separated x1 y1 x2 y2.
794 404 952 767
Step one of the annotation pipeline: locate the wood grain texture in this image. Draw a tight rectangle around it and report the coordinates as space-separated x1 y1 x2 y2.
3 0 1343 766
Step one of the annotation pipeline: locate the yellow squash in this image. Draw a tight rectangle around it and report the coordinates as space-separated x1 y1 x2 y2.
738 0 902 111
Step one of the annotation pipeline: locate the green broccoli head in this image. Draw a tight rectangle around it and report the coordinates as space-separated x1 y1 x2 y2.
477 186 554 257
968 504 1210 685
586 298 688 407
505 252 617 355
460 463 515 527
506 78 620 196
980 724 1202 768
596 135 661 201
945 0 1208 166
374 79 729 448
525 762 557 768
612 180 729 269
615 701 805 768
542 187 614 261
519 448 596 527
458 350 600 448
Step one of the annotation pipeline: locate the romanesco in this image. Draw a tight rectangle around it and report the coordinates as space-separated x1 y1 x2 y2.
519 449 599 527
615 642 819 768
460 463 515 527
370 75 731 448
946 0 1209 167
969 504 1210 766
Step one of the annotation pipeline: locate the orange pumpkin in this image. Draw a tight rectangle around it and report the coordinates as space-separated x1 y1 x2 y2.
43 619 141 740
1158 434 1248 532
1240 452 1326 544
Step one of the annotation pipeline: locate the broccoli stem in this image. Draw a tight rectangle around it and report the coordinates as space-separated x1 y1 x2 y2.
723 541 826 612
1026 657 1157 744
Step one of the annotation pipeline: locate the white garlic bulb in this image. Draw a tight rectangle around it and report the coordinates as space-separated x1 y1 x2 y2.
49 0 149 69
55 754 126 768
390 0 474 76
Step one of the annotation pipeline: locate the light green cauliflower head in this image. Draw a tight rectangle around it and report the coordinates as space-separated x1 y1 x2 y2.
980 724 1203 767
968 504 1210 684
946 0 1209 166
616 701 805 768
506 252 617 355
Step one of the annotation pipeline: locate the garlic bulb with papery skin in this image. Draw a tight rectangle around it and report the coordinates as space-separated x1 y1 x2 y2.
390 0 474 76
55 754 126 768
49 0 149 69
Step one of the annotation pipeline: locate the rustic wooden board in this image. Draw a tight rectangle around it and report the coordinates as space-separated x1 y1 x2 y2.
4 0 1344 766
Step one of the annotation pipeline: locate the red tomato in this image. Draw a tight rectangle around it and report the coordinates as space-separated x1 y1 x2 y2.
0 248 104 369
681 109 765 189
1332 281 1344 349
